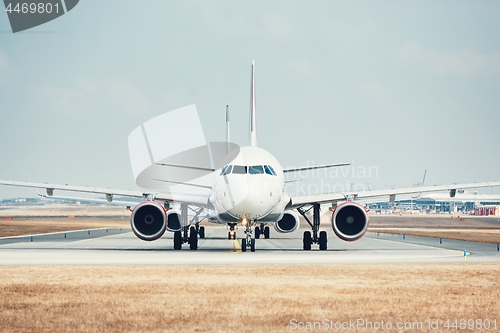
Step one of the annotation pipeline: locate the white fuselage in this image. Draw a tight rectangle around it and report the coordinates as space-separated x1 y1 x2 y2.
208 146 289 223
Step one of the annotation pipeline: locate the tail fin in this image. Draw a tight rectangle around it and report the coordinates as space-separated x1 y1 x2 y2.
249 60 257 147
226 105 230 153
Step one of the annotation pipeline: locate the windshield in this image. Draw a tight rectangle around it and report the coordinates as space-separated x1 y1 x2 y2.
220 165 232 176
219 164 277 176
232 165 247 174
249 165 264 174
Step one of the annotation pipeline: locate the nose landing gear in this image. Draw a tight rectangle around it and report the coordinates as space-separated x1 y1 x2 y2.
241 220 256 252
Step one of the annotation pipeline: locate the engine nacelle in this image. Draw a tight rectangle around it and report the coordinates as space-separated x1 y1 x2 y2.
331 201 369 241
130 201 167 241
274 211 300 233
166 210 182 232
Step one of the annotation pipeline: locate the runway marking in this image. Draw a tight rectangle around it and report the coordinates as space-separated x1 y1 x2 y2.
367 233 465 255
232 239 242 253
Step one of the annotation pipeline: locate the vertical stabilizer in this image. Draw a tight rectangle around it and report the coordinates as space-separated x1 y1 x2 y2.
226 105 230 153
249 60 257 147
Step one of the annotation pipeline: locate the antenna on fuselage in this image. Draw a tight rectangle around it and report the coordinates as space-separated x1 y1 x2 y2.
226 105 230 153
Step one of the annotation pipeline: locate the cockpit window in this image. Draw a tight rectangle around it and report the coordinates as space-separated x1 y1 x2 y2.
249 165 264 174
220 164 276 176
220 165 232 176
232 165 247 174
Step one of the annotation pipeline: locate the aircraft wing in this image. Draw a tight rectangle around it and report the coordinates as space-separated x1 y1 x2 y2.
283 163 350 173
288 181 500 208
0 180 211 208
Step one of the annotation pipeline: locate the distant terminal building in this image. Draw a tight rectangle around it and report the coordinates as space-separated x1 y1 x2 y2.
369 190 500 214
474 206 500 216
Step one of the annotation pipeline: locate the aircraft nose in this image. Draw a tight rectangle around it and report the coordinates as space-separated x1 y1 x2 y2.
216 175 282 220
225 192 279 220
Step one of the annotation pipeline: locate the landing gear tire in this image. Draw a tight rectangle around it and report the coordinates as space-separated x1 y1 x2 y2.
241 238 247 252
255 226 261 239
319 230 327 251
189 226 198 250
199 226 205 239
250 238 255 252
174 231 182 250
264 226 270 239
228 231 236 240
303 231 312 251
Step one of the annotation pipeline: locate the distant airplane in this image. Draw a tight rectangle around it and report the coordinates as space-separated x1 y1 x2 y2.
1 61 500 252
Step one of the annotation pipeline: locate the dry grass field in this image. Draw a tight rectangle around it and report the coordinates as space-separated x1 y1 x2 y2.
1 208 500 332
368 214 500 229
370 228 500 244
0 204 130 218
0 205 130 237
368 215 500 244
0 218 130 237
1 264 499 333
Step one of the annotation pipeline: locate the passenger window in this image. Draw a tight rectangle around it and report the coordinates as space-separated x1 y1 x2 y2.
264 165 273 176
249 165 264 174
232 165 247 174
222 165 232 176
268 165 277 176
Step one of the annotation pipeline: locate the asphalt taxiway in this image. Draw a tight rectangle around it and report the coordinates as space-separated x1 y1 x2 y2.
0 227 499 265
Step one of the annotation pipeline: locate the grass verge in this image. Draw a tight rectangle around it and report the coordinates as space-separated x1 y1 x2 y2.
0 218 130 237
1 264 499 332
370 228 500 244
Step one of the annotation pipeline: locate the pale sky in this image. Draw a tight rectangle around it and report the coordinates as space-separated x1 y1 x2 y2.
0 1 499 199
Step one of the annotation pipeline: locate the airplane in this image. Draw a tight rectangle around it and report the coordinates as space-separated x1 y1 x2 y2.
1 61 500 252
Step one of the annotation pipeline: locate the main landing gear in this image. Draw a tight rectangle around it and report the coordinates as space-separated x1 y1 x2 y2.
173 204 205 251
255 223 270 239
297 203 327 251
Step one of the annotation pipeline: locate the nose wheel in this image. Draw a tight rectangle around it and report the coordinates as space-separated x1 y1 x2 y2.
241 238 255 252
241 221 256 252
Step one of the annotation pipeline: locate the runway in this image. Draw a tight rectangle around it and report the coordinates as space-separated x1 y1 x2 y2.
0 227 499 265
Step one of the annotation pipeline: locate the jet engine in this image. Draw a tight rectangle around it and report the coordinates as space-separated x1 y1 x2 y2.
274 211 300 233
331 201 369 241
130 201 167 241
